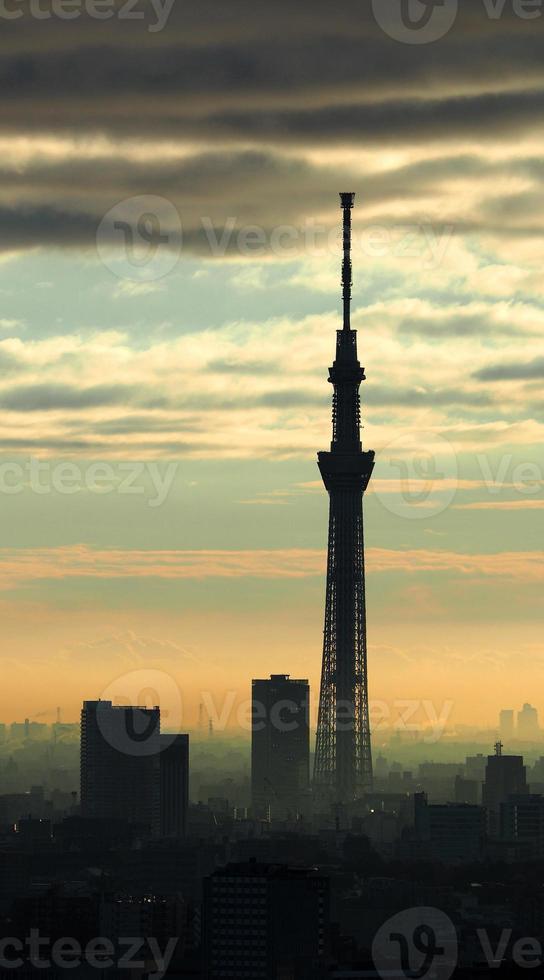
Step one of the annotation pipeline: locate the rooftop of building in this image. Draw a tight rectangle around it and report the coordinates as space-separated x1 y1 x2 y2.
210 860 323 879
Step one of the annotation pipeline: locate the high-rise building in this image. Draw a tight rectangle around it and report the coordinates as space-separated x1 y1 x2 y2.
203 862 329 980
251 674 309 820
314 193 374 807
80 700 160 836
482 742 528 837
160 734 189 838
517 703 540 741
499 709 515 743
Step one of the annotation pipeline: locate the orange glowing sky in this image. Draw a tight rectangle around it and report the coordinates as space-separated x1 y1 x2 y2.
0 0 542 730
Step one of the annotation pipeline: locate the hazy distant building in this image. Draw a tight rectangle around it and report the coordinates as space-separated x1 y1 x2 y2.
530 756 544 792
416 762 463 802
10 719 48 741
160 734 189 838
455 775 479 805
251 675 309 820
414 792 485 863
499 709 515 743
465 753 487 783
203 862 329 980
483 742 528 837
517 703 540 741
80 700 160 835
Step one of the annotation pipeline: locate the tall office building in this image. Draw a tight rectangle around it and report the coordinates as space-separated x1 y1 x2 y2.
499 709 515 743
482 742 528 837
251 674 310 820
517 703 540 741
160 734 189 838
314 193 374 806
203 862 329 980
80 700 160 836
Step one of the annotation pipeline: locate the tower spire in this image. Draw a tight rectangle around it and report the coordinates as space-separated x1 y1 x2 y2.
314 192 375 808
340 192 355 331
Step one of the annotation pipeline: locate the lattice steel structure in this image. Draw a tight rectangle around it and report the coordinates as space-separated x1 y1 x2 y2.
313 193 374 805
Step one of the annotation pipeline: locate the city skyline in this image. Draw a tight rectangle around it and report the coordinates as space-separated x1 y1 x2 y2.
1 6 544 976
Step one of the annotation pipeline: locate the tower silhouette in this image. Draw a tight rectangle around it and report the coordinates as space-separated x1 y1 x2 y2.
313 193 374 805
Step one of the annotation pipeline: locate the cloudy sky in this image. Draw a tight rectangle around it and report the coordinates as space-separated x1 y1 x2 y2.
1 0 543 733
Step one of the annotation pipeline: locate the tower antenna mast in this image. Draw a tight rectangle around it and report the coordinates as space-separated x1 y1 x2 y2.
341 192 354 331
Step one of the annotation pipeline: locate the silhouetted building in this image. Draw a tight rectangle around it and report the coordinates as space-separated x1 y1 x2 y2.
483 742 528 837
499 709 515 743
517 702 539 740
80 700 160 836
251 674 309 820
160 733 189 838
203 861 329 980
414 792 485 863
